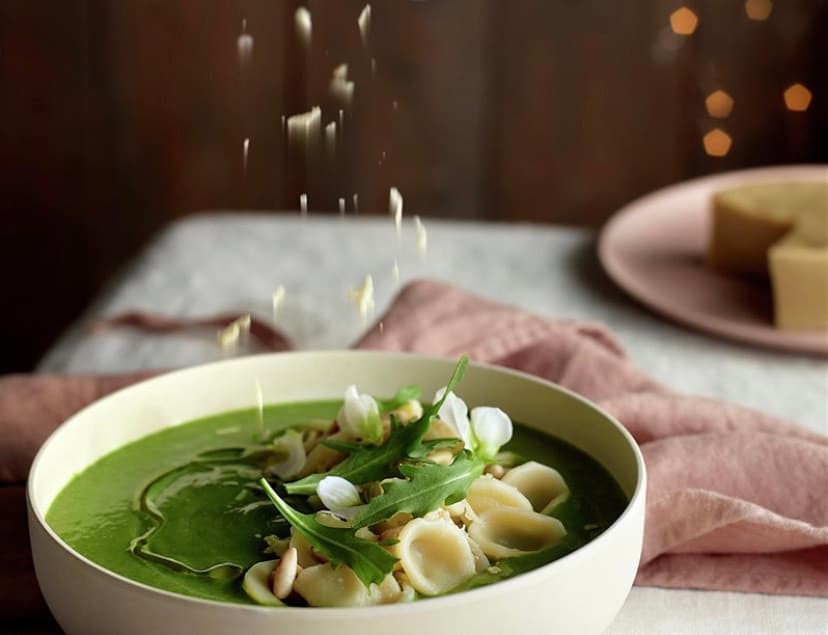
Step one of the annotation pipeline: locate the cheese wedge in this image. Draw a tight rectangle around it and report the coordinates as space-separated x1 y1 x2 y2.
793 202 828 247
768 233 828 331
708 181 828 277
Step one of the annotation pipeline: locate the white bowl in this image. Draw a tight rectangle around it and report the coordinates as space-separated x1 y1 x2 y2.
28 351 645 635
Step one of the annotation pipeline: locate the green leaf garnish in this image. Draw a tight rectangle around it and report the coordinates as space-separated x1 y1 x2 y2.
407 437 462 460
259 478 398 587
320 438 363 454
284 356 469 497
351 451 484 529
285 416 430 495
421 355 469 422
376 385 421 412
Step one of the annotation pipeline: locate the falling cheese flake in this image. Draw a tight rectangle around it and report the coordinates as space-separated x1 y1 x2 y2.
254 379 265 440
333 63 348 80
242 137 250 173
295 7 312 48
217 314 252 350
287 106 321 148
414 215 427 256
391 259 400 283
330 64 355 107
237 19 254 67
272 285 286 322
350 275 375 322
389 187 403 236
300 193 308 215
338 197 346 215
358 4 371 45
325 121 336 161
352 193 360 213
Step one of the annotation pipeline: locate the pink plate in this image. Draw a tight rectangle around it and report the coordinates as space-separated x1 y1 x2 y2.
599 165 828 355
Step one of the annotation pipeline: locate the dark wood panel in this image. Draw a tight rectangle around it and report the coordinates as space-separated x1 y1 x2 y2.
1 0 825 370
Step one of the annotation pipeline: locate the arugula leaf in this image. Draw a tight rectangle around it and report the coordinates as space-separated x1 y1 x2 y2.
351 451 484 529
421 355 469 422
407 437 462 460
259 478 398 587
284 356 470 497
285 416 431 495
320 438 363 454
376 385 421 412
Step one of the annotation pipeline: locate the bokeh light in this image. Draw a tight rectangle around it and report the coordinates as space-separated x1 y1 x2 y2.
705 90 735 118
670 7 699 35
745 0 773 21
783 83 812 111
703 129 733 157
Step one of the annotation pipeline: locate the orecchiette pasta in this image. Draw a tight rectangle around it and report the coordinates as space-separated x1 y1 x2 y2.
465 474 533 516
466 535 491 573
294 564 410 607
393 516 477 596
501 461 570 513
295 563 372 607
468 508 566 560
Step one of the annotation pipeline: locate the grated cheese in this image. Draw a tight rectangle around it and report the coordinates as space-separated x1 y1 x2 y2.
389 187 403 237
414 215 427 256
358 5 371 45
295 7 312 48
349 275 375 322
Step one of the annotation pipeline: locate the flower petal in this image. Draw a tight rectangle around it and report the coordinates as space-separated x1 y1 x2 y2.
338 385 383 444
470 407 513 460
267 429 306 479
317 476 362 515
434 387 471 449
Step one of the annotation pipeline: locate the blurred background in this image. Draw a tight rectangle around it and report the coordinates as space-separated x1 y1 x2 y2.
1 0 826 372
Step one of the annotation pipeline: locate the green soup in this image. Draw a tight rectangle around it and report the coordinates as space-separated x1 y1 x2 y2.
46 401 627 605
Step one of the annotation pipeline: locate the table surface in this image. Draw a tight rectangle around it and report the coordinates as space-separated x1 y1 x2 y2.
39 213 828 633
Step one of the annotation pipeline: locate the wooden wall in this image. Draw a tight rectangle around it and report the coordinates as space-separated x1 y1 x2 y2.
1 0 826 370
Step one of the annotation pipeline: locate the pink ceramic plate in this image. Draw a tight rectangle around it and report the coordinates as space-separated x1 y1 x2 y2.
599 165 828 355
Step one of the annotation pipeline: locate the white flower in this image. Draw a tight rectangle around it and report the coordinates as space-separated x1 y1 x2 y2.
433 388 513 461
434 387 471 449
470 407 513 461
338 385 382 444
266 429 306 480
317 476 366 520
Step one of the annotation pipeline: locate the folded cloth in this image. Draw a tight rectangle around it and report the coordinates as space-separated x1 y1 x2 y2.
2 280 827 622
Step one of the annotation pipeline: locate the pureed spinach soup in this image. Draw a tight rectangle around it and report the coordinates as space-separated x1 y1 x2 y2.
47 358 627 608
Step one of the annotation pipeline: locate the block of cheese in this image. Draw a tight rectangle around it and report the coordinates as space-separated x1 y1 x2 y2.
793 200 828 247
768 233 828 331
707 181 828 277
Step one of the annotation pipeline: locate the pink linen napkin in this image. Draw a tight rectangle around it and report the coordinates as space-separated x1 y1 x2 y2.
2 279 827 624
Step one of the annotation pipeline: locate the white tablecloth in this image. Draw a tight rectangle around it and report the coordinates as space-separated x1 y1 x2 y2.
39 214 828 633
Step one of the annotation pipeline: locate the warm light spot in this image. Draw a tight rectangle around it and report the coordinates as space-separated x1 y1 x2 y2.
783 83 812 112
745 0 773 21
670 7 699 35
705 90 735 118
703 129 733 157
